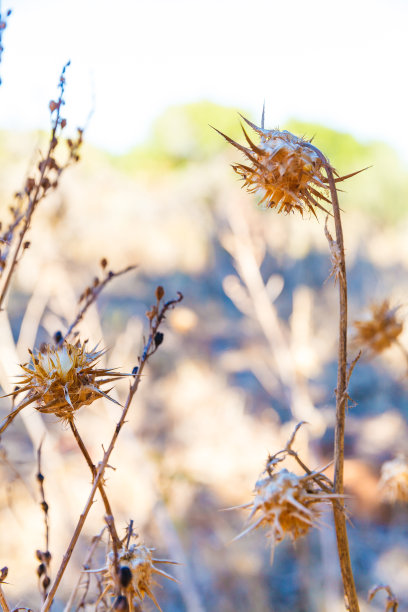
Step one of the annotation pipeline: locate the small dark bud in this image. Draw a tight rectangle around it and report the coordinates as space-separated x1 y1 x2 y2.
54 330 63 344
37 563 46 577
0 566 8 582
155 285 165 301
36 472 44 483
25 177 35 194
93 277 99 287
44 551 52 563
154 332 164 348
60 118 67 129
113 596 129 611
41 501 49 514
42 575 51 590
132 366 138 376
36 550 43 561
49 100 58 112
41 177 51 191
100 257 108 269
23 241 30 249
7 10 12 16
119 565 132 588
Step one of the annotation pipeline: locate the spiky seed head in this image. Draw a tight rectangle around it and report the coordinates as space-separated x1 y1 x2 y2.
103 539 177 611
236 468 335 560
215 116 363 218
8 341 127 422
379 456 408 503
215 118 332 217
354 300 403 354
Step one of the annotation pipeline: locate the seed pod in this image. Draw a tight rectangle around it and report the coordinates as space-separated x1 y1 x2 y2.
119 565 132 588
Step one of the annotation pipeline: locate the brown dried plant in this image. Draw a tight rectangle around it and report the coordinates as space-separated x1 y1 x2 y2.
368 585 399 612
0 66 183 612
213 112 364 218
91 524 177 612
0 61 82 310
354 300 403 355
218 112 362 611
0 339 129 433
231 423 342 561
379 455 408 503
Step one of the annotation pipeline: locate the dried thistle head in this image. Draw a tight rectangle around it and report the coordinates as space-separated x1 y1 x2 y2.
100 537 177 611
7 340 127 422
214 114 360 218
236 467 335 560
379 456 408 503
354 300 403 354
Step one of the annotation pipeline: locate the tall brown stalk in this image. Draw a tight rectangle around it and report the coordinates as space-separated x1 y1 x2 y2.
305 142 359 612
217 116 362 611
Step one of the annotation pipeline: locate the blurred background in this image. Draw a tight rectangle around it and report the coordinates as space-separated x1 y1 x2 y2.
0 1 408 611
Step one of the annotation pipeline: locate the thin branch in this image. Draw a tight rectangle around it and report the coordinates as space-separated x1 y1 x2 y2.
0 62 80 311
37 440 50 554
63 264 137 342
68 419 120 549
0 569 10 612
63 527 106 612
40 291 183 612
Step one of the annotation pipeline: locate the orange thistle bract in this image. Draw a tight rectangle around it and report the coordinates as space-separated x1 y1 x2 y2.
1 340 128 428
354 300 403 354
214 114 363 217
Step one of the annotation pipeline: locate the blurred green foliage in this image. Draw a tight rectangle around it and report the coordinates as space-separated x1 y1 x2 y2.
285 119 408 223
111 101 248 172
1 102 407 223
114 104 408 223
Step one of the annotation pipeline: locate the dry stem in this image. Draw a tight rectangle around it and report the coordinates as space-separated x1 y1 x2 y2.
68 419 120 549
0 62 78 311
305 142 360 612
40 291 183 612
0 586 10 612
63 264 137 342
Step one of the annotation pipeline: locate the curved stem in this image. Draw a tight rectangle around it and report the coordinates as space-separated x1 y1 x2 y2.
305 143 360 612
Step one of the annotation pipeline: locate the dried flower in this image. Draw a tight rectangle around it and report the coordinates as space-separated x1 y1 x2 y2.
368 584 399 611
3 340 128 424
379 456 408 503
235 467 336 560
214 115 361 218
354 300 403 354
96 538 177 611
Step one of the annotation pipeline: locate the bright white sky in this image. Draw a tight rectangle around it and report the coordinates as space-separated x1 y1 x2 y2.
0 0 407 160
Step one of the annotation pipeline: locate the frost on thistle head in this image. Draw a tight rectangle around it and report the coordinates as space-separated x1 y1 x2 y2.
214 113 361 218
4 340 129 424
